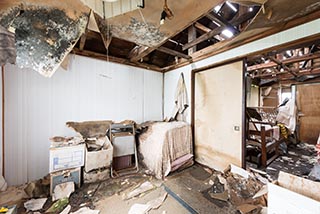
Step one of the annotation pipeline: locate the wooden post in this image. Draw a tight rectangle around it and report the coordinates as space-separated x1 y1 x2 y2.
1 65 4 178
188 25 197 55
261 126 267 168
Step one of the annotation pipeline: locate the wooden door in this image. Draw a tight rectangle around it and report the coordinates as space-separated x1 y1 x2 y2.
194 61 244 171
297 83 320 144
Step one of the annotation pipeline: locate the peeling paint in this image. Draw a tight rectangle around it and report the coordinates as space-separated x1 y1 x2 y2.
1 6 88 77
111 18 167 47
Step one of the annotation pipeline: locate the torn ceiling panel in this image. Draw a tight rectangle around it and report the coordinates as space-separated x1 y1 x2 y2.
105 0 224 47
0 0 90 77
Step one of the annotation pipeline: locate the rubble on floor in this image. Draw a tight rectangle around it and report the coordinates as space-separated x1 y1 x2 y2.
265 142 317 180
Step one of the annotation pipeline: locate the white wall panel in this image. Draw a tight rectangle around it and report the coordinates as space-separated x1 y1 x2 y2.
164 19 320 124
4 55 162 185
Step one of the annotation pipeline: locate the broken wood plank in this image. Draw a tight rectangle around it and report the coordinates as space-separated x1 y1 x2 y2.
157 46 192 60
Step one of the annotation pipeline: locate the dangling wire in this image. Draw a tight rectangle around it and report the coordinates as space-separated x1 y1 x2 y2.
136 0 147 25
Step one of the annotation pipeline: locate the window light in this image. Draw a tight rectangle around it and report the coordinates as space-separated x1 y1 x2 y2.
226 1 237 12
221 29 234 38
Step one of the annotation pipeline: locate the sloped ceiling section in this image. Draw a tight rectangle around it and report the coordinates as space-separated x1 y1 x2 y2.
0 0 90 77
106 0 223 47
191 0 320 63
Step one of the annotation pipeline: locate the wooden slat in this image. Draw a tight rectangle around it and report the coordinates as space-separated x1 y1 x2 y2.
73 48 162 72
182 9 258 51
157 46 192 60
194 22 211 33
267 56 298 77
183 25 224 51
247 52 320 71
206 13 239 34
79 33 87 51
188 25 197 55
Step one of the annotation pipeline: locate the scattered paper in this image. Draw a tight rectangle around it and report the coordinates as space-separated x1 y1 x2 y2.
128 193 167 214
128 204 150 214
53 182 75 201
126 181 154 199
230 164 250 179
146 193 167 210
24 198 47 211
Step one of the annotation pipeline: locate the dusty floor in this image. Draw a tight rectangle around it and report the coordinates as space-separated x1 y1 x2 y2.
247 142 317 180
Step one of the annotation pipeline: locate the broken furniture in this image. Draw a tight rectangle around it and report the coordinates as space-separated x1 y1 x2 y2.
49 137 85 195
246 107 282 167
109 122 138 177
138 121 193 179
84 136 113 183
50 167 81 195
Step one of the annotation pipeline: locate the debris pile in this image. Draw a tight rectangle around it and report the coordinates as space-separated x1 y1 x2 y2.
203 164 270 214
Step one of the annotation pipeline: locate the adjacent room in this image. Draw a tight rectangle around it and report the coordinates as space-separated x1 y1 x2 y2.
0 0 320 213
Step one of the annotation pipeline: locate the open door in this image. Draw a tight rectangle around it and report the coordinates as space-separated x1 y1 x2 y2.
193 60 245 171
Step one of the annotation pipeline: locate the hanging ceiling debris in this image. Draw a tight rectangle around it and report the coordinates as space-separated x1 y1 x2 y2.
0 0 90 77
1 0 320 76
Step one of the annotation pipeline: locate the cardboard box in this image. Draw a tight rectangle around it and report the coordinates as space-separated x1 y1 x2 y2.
268 171 320 214
49 144 85 173
84 168 110 183
84 138 113 172
50 167 81 194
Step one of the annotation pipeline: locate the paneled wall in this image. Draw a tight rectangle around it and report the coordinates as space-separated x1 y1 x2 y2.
4 55 162 185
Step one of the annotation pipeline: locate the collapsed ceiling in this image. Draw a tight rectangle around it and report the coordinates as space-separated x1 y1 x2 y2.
0 0 320 77
247 40 320 85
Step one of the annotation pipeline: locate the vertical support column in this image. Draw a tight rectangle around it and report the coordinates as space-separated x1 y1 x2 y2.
1 65 4 177
188 25 197 55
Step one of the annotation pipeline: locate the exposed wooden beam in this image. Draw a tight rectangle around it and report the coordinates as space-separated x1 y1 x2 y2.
183 10 257 51
157 46 192 60
188 25 197 55
206 12 239 34
73 48 162 72
79 33 87 51
247 52 320 71
267 56 298 77
182 25 224 51
194 22 211 33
